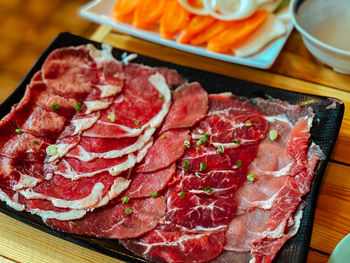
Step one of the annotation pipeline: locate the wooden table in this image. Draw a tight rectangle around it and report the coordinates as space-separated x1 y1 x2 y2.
0 25 349 263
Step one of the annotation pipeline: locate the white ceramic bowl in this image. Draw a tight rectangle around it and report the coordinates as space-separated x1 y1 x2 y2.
290 0 350 74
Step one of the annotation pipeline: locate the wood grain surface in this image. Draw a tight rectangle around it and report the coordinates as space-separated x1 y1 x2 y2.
0 25 349 263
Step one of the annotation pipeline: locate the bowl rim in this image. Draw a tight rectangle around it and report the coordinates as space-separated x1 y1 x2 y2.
290 0 350 56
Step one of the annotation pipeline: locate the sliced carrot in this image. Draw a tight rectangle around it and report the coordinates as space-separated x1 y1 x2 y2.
112 0 140 21
177 15 215 44
187 0 204 8
190 20 235 46
160 0 190 40
133 0 166 29
207 10 268 53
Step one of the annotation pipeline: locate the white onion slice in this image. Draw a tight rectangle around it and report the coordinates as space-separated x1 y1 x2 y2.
203 0 258 21
178 0 209 15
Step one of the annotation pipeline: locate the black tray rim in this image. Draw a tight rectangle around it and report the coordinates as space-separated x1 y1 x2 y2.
0 32 345 263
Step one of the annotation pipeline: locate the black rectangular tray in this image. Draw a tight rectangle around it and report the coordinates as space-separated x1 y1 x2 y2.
0 32 344 263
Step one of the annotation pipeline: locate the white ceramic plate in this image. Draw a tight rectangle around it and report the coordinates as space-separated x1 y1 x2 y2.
79 0 293 69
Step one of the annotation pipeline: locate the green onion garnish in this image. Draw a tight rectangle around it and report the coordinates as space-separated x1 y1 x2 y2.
184 140 190 148
200 162 207 171
269 130 278 142
233 139 240 144
204 186 212 194
75 102 82 111
51 103 59 111
179 191 185 199
46 145 57 156
15 129 23 134
159 94 164 99
107 113 116 122
247 173 255 182
125 207 133 215
237 159 242 166
183 161 190 171
196 147 199 152
32 140 39 145
161 135 166 139
196 140 202 146
151 191 158 198
122 196 130 204
245 120 252 126
135 120 140 126
201 134 209 143
217 145 224 154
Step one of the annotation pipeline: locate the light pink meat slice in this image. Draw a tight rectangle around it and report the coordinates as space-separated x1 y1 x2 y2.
224 209 271 252
159 82 208 134
121 226 226 263
45 197 167 239
210 251 252 263
123 164 176 198
247 120 323 262
136 129 190 173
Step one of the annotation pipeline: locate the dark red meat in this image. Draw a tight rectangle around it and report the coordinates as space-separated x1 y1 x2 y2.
123 164 176 198
121 226 226 263
136 129 190 173
46 197 167 239
160 82 208 134
42 46 97 99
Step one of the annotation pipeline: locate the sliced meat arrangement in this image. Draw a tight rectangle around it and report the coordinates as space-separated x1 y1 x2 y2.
0 44 173 223
0 43 324 263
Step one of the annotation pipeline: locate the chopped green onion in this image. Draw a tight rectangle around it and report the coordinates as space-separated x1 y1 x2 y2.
269 129 278 142
233 139 240 144
237 159 242 166
125 207 133 215
122 196 130 204
151 191 158 198
161 135 166 139
247 173 255 182
200 162 207 171
204 186 212 194
15 129 23 134
217 145 224 154
32 140 39 145
245 120 252 126
196 147 199 152
51 103 59 111
179 191 185 199
46 145 57 156
107 113 116 122
196 140 202 146
158 94 164 99
183 161 190 171
184 140 190 148
75 102 82 111
201 134 209 143
274 0 290 13
135 120 140 126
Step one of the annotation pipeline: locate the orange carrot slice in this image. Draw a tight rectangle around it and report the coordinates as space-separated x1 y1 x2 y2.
133 0 166 29
160 0 190 40
190 20 235 46
177 15 215 44
207 10 268 53
112 0 140 21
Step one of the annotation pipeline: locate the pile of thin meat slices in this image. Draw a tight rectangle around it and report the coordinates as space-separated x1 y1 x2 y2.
0 44 323 263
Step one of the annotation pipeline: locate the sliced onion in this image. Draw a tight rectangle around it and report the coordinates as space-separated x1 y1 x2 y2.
178 0 209 15
203 0 258 21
